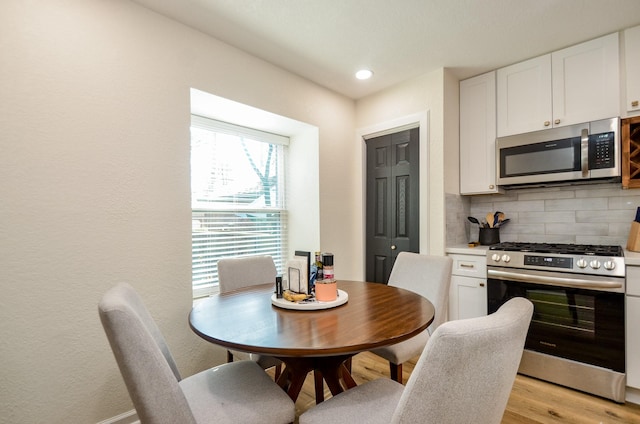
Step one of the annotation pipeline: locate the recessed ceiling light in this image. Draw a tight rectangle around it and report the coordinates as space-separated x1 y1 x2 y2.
355 69 373 80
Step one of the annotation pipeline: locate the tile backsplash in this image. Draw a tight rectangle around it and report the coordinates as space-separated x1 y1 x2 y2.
447 182 640 247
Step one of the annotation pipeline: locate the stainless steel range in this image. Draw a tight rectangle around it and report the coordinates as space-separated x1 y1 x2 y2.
486 242 625 402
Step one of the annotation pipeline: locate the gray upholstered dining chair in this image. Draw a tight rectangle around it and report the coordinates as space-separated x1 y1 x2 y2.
300 296 533 424
217 255 283 379
99 282 295 424
370 252 453 383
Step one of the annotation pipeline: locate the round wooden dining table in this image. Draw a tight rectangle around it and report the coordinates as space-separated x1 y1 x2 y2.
189 280 435 403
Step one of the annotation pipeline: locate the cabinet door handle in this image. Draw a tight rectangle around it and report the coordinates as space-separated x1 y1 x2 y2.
544 121 551 127
460 263 475 268
554 119 561 125
479 282 485 287
633 100 639 108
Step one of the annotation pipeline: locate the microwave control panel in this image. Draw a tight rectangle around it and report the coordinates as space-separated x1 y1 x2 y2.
588 131 615 170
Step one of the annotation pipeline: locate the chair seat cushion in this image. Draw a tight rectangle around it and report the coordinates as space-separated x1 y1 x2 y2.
299 378 404 424
230 349 282 369
370 329 430 364
180 361 295 424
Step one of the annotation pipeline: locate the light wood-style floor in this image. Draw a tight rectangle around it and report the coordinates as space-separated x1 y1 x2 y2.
271 352 640 423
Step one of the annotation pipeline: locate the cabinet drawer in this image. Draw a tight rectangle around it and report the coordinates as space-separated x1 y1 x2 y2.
449 254 487 278
627 266 640 296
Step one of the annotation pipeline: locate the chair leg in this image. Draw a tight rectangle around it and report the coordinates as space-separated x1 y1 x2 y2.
314 370 324 403
390 362 403 384
227 350 234 363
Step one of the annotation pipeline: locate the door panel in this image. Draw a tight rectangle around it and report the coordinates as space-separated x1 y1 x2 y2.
365 128 419 283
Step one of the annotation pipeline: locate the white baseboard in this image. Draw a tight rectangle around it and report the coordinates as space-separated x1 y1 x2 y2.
96 409 139 424
626 386 640 405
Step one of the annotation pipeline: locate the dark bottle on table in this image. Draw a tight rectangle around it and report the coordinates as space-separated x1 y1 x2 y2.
275 275 283 298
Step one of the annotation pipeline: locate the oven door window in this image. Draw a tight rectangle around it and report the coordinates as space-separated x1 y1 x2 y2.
488 280 624 373
528 289 594 334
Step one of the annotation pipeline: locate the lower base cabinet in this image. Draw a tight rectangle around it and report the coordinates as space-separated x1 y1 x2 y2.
447 252 488 321
450 275 487 320
627 265 640 391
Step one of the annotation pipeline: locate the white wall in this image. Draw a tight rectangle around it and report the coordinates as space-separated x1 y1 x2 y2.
0 1 356 422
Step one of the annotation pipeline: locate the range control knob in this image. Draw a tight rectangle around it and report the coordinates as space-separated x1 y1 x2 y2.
590 260 601 270
501 254 511 263
576 258 588 268
491 253 501 263
604 260 616 271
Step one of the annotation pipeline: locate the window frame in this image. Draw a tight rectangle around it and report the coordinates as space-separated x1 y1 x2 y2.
190 115 289 298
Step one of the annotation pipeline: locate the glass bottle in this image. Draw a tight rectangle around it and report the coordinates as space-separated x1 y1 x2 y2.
315 251 324 280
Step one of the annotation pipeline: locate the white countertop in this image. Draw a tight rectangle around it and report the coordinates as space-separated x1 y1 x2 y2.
445 244 491 256
626 249 640 266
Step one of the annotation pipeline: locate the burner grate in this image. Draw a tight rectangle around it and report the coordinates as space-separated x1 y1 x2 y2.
489 242 623 257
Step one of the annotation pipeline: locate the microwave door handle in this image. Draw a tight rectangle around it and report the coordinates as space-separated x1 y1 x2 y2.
581 129 589 177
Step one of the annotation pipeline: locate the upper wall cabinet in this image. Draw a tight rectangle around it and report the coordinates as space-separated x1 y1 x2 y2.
497 54 552 137
625 25 640 115
497 33 620 137
459 71 501 195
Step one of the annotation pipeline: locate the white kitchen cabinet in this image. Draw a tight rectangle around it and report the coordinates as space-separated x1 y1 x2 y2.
625 25 640 115
627 266 640 390
459 71 501 195
497 32 619 137
448 253 487 321
497 54 552 137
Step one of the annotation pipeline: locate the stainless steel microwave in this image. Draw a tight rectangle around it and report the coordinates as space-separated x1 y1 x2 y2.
496 117 620 187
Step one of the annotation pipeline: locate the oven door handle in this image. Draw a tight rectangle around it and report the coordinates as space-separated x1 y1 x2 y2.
487 269 623 290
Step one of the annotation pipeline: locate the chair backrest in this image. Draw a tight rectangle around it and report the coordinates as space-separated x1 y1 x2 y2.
217 255 277 293
388 252 453 333
99 283 197 424
391 297 533 424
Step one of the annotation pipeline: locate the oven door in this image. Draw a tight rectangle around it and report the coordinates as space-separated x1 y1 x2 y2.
487 274 625 373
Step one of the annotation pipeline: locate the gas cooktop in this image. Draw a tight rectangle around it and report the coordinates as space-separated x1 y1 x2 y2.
489 242 624 257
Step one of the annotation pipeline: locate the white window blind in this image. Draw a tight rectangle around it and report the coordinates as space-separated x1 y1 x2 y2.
191 115 288 298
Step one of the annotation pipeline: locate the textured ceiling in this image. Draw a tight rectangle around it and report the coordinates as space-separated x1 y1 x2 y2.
132 0 640 99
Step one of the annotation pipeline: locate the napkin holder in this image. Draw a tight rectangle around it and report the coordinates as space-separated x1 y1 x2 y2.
286 259 309 294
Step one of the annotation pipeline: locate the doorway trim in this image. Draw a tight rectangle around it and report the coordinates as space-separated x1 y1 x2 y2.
356 110 430 278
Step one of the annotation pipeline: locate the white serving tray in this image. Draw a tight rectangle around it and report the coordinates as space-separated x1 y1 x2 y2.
271 289 348 310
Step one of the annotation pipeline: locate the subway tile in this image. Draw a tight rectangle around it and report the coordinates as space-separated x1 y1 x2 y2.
500 223 542 235
546 223 608 236
493 200 545 212
470 195 498 204
610 222 634 237
521 234 576 243
574 184 632 198
608 196 640 210
576 235 626 245
517 189 574 201
519 211 575 223
545 197 608 211
576 210 633 223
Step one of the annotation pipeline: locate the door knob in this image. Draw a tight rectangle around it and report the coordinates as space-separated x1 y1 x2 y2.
391 245 397 250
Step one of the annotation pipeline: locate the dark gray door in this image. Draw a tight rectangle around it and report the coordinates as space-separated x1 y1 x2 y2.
365 128 419 283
